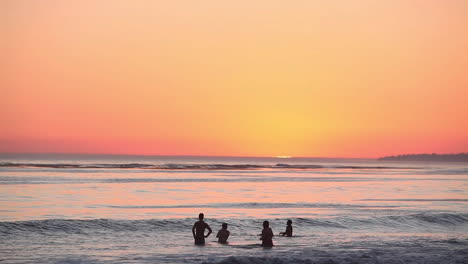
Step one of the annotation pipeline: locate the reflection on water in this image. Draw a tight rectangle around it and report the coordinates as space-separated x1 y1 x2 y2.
0 169 466 220
0 156 467 263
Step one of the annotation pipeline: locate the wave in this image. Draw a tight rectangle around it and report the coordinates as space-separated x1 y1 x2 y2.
201 252 468 264
2 176 464 185
0 218 190 235
103 202 400 209
1 213 466 235
360 199 468 202
203 257 337 264
0 162 422 170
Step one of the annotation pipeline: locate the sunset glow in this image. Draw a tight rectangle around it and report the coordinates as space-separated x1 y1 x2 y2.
1 0 467 158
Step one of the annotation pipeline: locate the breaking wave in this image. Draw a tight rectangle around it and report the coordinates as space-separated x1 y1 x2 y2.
201 252 468 264
1 213 466 235
0 162 422 170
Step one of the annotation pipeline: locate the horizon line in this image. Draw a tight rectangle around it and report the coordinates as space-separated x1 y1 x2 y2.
2 151 465 160
0 151 373 160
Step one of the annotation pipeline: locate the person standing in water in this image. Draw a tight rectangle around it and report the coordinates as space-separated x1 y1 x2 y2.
260 220 274 247
279 219 293 237
216 223 230 243
192 213 212 245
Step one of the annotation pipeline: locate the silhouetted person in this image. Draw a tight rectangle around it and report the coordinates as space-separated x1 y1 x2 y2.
216 223 230 243
279 219 293 237
192 213 212 245
260 220 274 247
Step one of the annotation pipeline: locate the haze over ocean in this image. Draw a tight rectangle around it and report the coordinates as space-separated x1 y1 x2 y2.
0 154 467 263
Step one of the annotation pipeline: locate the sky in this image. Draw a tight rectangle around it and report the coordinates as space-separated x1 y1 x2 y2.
1 0 467 158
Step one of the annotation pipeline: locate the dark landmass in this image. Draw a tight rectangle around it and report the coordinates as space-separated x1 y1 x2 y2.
378 153 468 162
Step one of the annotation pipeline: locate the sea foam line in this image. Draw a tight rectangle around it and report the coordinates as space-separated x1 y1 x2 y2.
0 162 423 170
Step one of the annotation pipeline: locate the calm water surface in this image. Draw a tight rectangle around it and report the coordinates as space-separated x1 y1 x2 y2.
0 154 467 263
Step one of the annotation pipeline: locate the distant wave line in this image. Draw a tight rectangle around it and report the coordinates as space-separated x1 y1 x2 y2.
360 199 468 202
98 202 402 209
1 176 466 185
0 162 423 170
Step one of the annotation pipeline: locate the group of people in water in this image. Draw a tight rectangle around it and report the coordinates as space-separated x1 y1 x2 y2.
192 213 293 247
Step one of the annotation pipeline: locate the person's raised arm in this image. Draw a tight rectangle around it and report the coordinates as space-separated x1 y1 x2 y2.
205 224 212 238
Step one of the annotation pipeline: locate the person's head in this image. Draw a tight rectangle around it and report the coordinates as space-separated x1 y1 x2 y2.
222 223 228 230
287 220 292 226
263 220 269 228
199 213 204 220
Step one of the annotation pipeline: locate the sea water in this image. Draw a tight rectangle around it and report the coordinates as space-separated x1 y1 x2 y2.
0 154 467 264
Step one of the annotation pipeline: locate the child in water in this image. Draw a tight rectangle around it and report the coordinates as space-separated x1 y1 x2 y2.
216 223 230 243
260 220 274 247
279 219 293 237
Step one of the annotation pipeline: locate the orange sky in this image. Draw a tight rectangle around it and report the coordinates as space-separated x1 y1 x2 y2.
1 0 467 158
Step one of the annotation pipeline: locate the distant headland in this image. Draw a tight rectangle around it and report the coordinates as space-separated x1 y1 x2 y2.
378 153 468 162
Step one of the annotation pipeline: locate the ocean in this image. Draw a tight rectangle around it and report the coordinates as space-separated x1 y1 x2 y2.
0 154 467 264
